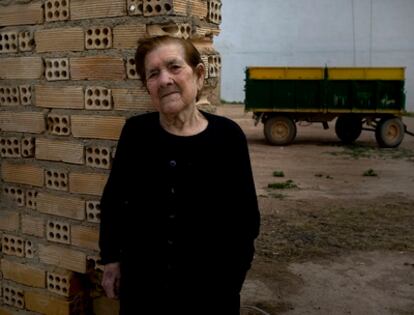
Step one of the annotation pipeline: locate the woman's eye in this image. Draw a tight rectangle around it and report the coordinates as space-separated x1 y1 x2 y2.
147 72 158 79
170 64 181 71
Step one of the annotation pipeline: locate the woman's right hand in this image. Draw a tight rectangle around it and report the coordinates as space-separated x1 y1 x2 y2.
102 262 121 299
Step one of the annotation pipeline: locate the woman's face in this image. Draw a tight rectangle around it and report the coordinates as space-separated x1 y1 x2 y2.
144 43 204 115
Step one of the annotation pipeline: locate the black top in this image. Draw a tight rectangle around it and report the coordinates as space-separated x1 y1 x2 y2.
99 111 260 308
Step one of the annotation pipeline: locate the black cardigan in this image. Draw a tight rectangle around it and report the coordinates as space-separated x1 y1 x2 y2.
99 111 260 298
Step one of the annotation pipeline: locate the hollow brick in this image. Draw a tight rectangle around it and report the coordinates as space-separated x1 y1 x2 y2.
112 87 152 111
0 111 45 134
1 259 46 288
21 214 45 238
71 115 125 140
1 162 44 187
35 27 84 53
0 57 43 79
70 56 125 81
69 172 108 196
37 192 85 220
38 244 87 273
71 225 99 251
70 0 126 20
0 1 44 27
113 24 146 49
25 290 73 315
36 138 84 165
0 211 19 232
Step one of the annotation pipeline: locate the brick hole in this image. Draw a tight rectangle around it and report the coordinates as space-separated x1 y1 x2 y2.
102 99 109 107
103 38 109 46
94 89 100 96
87 39 93 45
62 10 68 17
62 0 67 6
129 58 135 65
155 4 161 12
4 34 9 40
49 283 54 289
95 38 101 46
47 71 53 78
94 99 100 106
54 0 60 7
87 89 93 96
146 4 153 13
87 29 93 36
95 29 101 36
54 10 60 18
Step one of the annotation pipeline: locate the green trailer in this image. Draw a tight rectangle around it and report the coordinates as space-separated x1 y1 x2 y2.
244 66 412 147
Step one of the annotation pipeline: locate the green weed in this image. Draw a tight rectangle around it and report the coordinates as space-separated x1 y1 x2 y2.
268 180 298 189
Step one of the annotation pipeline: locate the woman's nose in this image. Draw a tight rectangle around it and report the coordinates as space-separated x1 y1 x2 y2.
159 69 173 85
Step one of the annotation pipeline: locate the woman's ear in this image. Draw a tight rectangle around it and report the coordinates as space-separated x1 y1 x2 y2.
195 63 205 89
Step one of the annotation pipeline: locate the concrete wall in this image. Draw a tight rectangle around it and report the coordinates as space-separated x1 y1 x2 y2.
216 0 414 111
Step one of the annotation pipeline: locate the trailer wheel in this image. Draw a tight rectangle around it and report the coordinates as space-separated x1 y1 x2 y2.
264 116 296 145
375 117 404 148
335 116 362 144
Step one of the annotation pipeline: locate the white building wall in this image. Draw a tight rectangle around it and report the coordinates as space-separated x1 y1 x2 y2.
216 0 414 111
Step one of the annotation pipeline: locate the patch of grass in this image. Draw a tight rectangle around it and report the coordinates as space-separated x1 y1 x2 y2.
256 202 414 263
272 170 285 177
315 173 333 179
267 180 297 189
326 144 414 160
363 168 378 177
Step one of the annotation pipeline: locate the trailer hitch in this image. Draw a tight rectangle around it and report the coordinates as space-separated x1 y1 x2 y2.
404 124 414 137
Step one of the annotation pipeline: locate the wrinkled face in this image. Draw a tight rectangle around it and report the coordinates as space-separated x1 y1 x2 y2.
144 43 204 115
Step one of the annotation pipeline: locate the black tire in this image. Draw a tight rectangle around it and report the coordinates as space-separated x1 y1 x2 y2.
375 117 405 148
263 116 297 145
335 115 362 144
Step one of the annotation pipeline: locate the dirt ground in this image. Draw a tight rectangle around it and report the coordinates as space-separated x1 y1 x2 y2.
216 105 414 315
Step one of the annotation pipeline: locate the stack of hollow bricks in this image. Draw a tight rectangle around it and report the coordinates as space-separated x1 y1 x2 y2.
0 0 222 314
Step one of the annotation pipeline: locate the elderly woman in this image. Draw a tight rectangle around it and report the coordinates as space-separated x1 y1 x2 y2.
99 36 260 315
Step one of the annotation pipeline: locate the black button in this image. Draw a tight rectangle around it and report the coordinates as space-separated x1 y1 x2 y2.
169 160 177 167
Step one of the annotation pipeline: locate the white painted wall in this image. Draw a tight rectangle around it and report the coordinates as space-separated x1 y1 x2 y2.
215 0 414 111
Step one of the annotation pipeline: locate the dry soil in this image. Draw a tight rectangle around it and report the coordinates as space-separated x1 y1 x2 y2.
216 105 414 315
